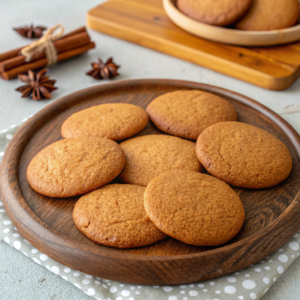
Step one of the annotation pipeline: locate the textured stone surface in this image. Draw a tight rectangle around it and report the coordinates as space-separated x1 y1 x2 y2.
0 240 89 300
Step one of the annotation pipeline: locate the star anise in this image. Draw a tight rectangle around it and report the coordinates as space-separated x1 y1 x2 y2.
13 24 47 38
86 57 120 80
16 69 57 100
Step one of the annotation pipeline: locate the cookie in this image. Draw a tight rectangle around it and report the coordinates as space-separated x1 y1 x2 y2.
144 171 245 246
73 184 167 248
146 90 237 140
177 0 253 26
119 134 203 186
235 0 300 31
196 122 293 189
27 137 125 198
61 103 149 141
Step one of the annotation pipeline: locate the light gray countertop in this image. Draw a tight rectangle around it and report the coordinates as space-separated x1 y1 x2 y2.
0 0 300 299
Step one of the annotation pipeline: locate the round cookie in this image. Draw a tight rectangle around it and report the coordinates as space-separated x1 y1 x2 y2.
177 0 253 26
27 137 125 198
61 103 149 141
146 90 237 140
235 0 300 31
196 122 293 189
119 134 203 186
73 184 167 248
144 171 245 246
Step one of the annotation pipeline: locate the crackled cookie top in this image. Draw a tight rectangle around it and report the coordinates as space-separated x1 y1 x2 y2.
146 90 237 140
177 0 253 26
73 184 167 248
144 171 245 246
27 137 125 197
119 134 203 186
61 103 149 141
196 122 293 189
235 0 300 31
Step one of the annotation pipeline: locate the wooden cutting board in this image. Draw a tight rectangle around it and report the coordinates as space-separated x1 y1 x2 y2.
1 79 300 285
87 0 300 91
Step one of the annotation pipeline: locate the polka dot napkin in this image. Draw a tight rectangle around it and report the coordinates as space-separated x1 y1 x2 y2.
1 119 300 300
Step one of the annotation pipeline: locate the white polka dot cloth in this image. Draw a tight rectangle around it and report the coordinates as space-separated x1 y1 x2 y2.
1 119 300 300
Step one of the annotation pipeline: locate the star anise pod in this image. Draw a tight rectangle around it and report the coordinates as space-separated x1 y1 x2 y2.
86 57 120 80
16 69 57 100
13 24 47 38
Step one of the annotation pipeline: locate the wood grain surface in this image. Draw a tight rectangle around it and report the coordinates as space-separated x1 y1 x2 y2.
87 0 300 91
0 79 300 285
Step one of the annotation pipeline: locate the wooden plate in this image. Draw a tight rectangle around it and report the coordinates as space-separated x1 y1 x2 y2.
163 0 300 46
1 79 300 285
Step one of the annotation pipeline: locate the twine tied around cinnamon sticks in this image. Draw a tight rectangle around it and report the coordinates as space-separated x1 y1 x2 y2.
21 24 64 66
0 26 95 80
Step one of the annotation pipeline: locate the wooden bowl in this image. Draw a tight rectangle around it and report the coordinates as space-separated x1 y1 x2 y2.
163 0 300 46
1 79 300 285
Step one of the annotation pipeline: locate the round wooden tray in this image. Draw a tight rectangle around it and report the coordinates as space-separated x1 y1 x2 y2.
163 0 300 46
1 79 300 285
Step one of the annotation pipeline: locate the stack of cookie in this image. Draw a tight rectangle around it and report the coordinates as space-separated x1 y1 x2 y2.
26 90 293 249
177 0 300 31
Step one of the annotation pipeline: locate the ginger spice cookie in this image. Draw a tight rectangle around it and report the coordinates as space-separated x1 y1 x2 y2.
177 0 253 26
61 103 149 141
73 184 167 248
144 171 245 246
27 137 125 198
235 0 300 31
196 122 293 189
146 90 237 140
119 134 203 186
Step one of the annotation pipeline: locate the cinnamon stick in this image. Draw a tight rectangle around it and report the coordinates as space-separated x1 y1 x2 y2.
1 42 95 80
0 31 91 72
62 26 86 39
0 26 87 63
0 47 25 62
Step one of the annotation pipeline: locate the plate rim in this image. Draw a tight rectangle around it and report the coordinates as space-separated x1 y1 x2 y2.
1 79 300 281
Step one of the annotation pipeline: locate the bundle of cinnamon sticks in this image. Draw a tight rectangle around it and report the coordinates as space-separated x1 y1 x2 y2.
0 26 95 80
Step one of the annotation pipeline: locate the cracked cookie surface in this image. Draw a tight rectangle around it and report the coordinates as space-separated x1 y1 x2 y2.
146 90 237 140
144 171 245 246
196 122 293 189
73 184 167 248
234 0 300 31
177 0 253 26
61 103 149 141
119 134 203 186
27 137 125 197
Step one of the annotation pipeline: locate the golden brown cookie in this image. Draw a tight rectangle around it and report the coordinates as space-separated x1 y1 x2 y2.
235 0 300 31
177 0 253 26
119 134 203 186
61 103 149 141
144 171 245 246
27 137 125 198
146 90 237 140
73 184 167 248
196 122 293 189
